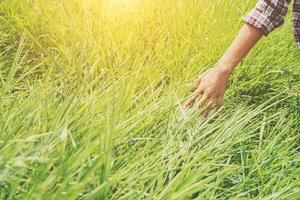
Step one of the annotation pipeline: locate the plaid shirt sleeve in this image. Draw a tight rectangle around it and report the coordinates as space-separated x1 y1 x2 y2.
244 0 291 36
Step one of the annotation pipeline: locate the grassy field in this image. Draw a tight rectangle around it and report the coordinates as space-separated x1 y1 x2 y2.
0 0 300 199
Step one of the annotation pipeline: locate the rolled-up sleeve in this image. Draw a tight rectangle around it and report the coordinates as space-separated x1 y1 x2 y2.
244 0 291 36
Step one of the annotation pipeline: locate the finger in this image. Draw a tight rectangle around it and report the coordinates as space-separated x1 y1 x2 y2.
184 96 196 109
203 101 213 118
216 105 224 117
216 95 223 111
197 94 210 111
192 78 201 89
216 95 224 117
184 87 203 108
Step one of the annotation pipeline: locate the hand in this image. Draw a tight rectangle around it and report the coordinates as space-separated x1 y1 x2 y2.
184 66 231 118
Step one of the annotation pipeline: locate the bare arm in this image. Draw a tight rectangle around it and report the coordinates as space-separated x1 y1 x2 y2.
184 23 263 117
216 23 263 74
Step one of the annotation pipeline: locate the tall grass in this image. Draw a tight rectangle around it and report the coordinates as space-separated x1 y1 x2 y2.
0 0 299 199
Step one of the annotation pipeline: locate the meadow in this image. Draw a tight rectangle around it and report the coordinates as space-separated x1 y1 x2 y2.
0 0 300 199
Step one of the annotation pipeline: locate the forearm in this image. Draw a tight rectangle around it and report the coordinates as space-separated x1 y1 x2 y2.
216 23 263 73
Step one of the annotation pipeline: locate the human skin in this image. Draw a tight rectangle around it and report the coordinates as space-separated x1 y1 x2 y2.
184 23 263 117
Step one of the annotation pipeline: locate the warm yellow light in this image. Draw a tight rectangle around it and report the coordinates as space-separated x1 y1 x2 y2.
105 0 138 9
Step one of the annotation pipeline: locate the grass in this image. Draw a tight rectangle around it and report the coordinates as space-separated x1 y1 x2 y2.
0 0 300 199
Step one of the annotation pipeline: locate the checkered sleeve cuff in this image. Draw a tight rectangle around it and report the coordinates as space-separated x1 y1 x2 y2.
243 0 290 36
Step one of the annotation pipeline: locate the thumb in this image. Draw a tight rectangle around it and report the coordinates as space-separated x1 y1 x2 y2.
192 68 212 89
192 78 201 89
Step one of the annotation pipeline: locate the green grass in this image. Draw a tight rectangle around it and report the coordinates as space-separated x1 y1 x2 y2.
0 0 300 199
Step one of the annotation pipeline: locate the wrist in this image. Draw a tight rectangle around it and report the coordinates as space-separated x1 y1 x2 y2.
215 62 235 75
